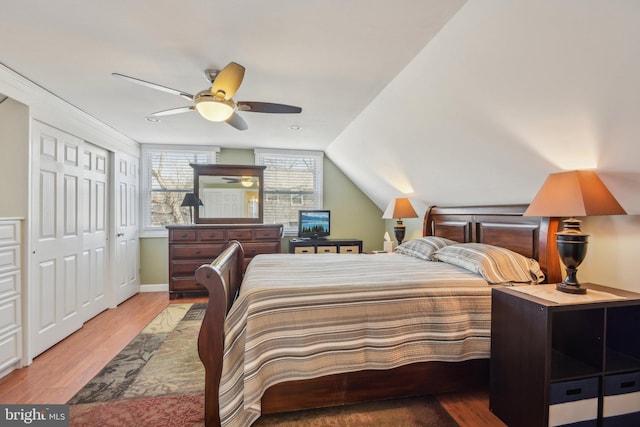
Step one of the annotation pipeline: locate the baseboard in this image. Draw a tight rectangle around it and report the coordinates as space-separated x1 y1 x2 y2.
140 284 168 293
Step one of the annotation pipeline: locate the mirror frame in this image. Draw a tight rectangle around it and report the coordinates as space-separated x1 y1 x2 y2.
192 164 265 224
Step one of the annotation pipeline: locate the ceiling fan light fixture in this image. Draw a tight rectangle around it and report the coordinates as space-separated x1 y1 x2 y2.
195 93 235 122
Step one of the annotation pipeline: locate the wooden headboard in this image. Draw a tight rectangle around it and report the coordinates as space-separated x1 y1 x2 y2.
424 204 562 284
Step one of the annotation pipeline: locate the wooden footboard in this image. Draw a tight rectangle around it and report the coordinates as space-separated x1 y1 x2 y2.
195 240 245 427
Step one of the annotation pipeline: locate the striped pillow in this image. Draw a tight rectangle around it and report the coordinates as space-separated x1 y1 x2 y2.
394 236 458 261
432 243 545 285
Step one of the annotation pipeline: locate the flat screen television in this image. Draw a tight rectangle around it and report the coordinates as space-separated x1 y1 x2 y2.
298 210 330 239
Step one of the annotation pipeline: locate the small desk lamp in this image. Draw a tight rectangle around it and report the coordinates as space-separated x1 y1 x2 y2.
181 193 203 224
382 197 419 244
524 170 626 294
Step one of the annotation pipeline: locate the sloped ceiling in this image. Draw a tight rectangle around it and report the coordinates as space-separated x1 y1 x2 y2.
327 1 640 214
1 1 638 214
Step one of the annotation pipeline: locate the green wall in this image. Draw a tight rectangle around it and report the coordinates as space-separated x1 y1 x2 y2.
139 148 385 285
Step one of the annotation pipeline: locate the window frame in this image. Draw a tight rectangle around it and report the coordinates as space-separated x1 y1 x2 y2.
254 148 324 236
140 144 219 237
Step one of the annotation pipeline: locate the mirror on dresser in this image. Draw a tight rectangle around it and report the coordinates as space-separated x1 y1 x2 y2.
192 164 265 224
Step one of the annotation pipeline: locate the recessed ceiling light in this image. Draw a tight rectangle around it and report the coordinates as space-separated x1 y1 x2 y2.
288 124 302 131
145 116 160 123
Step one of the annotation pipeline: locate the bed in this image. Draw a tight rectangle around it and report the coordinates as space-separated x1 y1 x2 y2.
195 205 562 426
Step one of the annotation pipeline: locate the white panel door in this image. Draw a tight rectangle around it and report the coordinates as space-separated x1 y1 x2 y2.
113 152 140 304
30 121 84 357
79 143 109 321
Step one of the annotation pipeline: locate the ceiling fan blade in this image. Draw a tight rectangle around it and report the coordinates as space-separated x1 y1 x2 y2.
151 106 194 116
211 62 245 99
237 101 302 114
112 73 194 101
226 112 248 131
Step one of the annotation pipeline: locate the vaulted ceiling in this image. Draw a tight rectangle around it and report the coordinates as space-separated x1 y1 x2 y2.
1 1 639 213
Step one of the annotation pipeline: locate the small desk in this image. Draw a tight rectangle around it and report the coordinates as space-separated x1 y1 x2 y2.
289 238 362 254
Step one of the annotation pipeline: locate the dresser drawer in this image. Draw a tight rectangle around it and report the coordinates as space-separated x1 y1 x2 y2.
198 229 227 241
171 260 211 275
294 246 315 254
339 245 360 254
0 272 19 299
0 329 20 372
169 229 197 242
169 277 204 292
171 244 224 259
317 246 338 254
0 247 19 275
255 227 282 240
0 296 19 335
244 242 280 257
0 222 19 247
227 229 254 240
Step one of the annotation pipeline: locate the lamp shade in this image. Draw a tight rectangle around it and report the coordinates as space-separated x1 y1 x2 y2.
524 170 626 217
181 193 203 207
382 197 419 219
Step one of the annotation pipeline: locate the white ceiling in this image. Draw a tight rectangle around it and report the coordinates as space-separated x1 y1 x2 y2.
0 0 465 150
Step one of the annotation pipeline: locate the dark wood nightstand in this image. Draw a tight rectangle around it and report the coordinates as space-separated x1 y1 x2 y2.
490 284 640 427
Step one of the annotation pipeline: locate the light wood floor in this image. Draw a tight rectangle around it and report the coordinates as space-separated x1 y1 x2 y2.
0 292 505 426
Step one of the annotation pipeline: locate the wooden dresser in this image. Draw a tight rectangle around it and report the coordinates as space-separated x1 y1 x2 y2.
167 224 283 299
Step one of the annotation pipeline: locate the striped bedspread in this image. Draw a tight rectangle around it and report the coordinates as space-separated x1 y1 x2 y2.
219 253 491 426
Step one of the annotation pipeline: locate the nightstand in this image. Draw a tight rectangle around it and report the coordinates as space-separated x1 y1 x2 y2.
490 284 640 427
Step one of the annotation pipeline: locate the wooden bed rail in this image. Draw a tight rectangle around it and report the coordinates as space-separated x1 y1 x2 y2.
195 240 245 427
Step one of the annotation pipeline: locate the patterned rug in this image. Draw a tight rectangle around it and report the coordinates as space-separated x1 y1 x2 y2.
69 303 459 427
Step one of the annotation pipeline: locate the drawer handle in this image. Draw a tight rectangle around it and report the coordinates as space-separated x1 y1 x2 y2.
236 233 244 237
566 388 582 396
181 233 188 238
195 250 201 254
250 248 257 253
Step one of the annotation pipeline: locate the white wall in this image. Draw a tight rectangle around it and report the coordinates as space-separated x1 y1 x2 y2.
327 0 640 291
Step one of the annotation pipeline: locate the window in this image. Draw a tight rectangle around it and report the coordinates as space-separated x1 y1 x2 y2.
141 144 219 234
255 148 323 235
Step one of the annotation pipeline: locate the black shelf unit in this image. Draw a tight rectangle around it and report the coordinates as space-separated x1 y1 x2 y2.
490 284 640 427
288 238 362 254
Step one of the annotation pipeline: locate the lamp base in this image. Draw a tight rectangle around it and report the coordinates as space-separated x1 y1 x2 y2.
394 220 406 244
556 282 587 294
555 218 589 295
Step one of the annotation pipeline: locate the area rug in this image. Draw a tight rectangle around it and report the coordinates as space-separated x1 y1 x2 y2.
69 303 459 427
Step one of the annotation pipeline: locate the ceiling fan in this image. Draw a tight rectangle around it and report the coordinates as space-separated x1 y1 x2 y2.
112 62 302 131
222 176 255 187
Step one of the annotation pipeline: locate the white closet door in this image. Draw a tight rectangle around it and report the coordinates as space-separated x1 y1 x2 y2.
30 121 84 357
113 152 140 304
79 143 109 321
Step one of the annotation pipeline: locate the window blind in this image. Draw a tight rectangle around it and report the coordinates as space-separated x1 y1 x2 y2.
141 144 219 232
255 148 323 234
